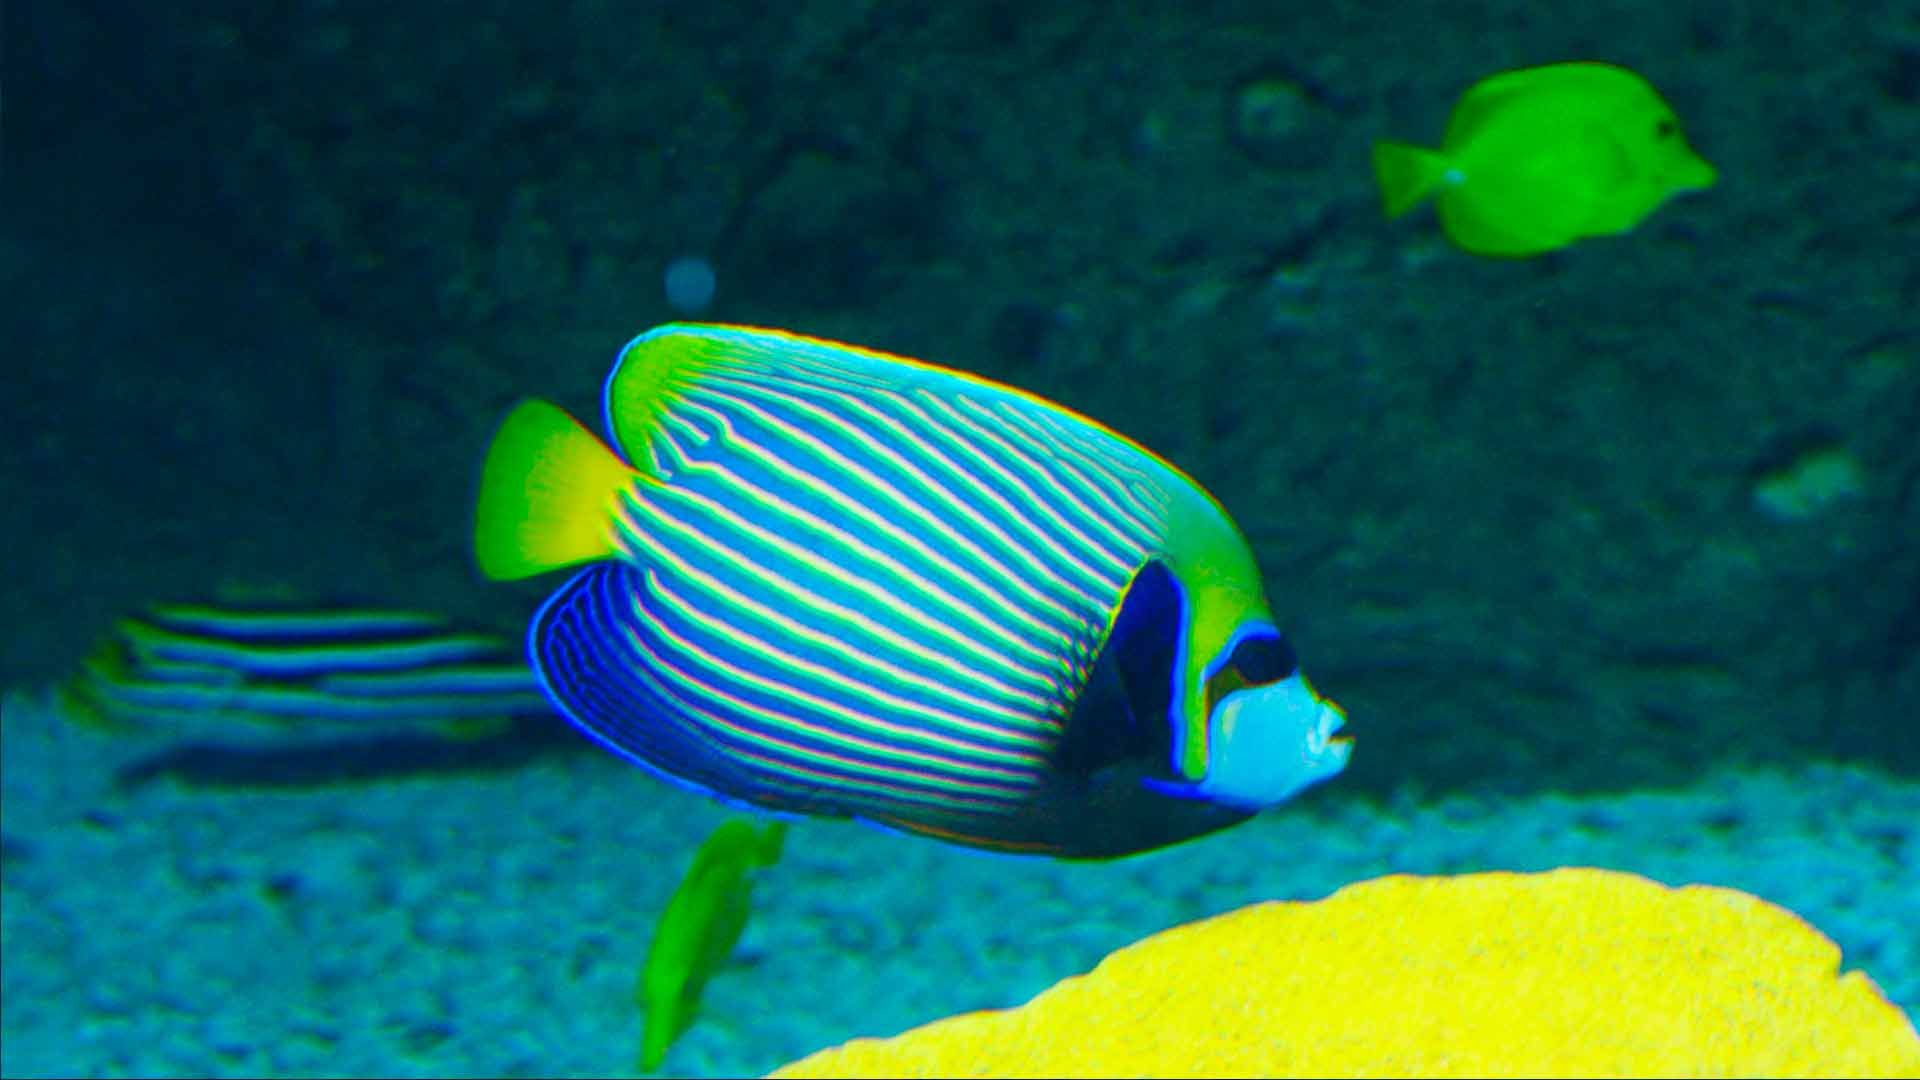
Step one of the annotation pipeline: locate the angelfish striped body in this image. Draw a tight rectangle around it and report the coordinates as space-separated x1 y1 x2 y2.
477 325 1351 857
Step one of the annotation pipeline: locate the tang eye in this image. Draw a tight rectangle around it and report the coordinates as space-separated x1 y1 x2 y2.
1656 118 1677 138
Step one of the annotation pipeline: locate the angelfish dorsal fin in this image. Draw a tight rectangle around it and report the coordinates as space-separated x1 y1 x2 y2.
602 325 753 462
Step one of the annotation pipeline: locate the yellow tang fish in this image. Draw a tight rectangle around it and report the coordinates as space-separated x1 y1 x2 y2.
1373 62 1717 256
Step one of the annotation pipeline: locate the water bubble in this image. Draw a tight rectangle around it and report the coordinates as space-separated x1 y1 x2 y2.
663 256 716 314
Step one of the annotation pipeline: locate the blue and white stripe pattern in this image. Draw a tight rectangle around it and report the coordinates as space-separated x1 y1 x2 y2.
66 604 548 727
532 328 1190 846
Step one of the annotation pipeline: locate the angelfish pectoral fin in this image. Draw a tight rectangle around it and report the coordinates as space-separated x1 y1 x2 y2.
1139 775 1209 802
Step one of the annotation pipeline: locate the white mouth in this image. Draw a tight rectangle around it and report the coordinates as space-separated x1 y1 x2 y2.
1311 702 1353 760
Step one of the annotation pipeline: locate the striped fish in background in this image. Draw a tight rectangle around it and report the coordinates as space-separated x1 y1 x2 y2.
61 603 548 733
475 324 1352 857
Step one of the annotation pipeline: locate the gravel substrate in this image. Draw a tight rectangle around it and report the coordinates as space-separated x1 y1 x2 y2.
3 685 1914 1077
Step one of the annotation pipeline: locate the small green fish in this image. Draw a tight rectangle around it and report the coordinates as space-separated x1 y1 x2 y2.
638 817 787 1072
1373 62 1717 256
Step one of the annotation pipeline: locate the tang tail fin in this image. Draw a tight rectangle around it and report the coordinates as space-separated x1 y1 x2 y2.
1371 141 1451 218
474 399 637 582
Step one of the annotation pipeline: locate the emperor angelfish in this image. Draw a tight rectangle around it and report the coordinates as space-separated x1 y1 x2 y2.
474 324 1351 857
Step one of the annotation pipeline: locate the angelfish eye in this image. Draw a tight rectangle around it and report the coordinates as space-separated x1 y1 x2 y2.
1228 633 1299 683
1205 632 1300 711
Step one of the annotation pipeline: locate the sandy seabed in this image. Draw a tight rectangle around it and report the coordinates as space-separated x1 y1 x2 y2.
3 686 1914 1078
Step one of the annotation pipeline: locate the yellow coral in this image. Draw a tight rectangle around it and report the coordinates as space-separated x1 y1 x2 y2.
769 868 1920 1079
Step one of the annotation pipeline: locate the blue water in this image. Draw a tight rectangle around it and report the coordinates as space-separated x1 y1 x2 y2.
6 2 1916 1076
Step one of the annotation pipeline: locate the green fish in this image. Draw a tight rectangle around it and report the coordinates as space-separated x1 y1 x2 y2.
638 817 787 1071
1373 61 1717 256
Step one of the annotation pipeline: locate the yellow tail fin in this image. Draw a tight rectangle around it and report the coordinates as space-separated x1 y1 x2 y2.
473 399 637 581
1371 141 1451 219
